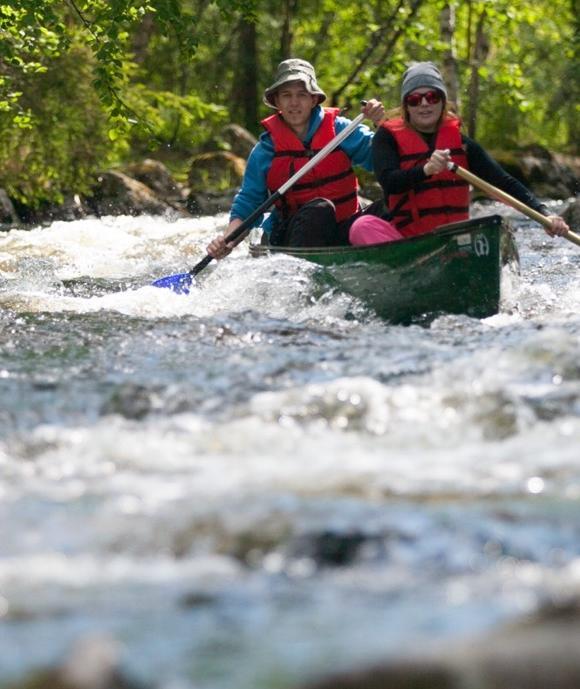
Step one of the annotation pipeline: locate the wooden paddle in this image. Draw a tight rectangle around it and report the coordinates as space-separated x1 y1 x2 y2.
448 162 580 247
152 104 370 294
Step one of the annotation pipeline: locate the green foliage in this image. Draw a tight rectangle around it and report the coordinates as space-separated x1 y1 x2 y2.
0 40 116 204
0 1 68 119
125 84 228 151
472 0 576 150
0 0 232 204
214 0 257 19
0 0 577 207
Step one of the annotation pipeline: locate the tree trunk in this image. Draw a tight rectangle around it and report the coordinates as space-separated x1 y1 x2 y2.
439 3 460 108
308 12 334 65
232 17 259 133
466 10 489 139
131 13 155 65
568 0 579 151
280 0 299 61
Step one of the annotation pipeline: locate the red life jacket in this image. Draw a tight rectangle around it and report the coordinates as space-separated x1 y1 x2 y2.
262 108 359 222
382 115 469 236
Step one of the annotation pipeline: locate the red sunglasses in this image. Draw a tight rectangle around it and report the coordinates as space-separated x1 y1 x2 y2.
404 90 443 107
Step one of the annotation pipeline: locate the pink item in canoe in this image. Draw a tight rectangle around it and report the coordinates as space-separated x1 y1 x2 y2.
349 215 403 245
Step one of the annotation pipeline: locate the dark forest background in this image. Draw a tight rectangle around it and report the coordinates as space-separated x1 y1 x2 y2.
1 0 578 206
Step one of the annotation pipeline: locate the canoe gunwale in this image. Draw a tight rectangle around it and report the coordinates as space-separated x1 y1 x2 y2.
249 214 504 258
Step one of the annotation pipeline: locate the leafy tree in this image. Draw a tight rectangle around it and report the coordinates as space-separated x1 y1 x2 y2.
0 0 576 207
0 1 247 203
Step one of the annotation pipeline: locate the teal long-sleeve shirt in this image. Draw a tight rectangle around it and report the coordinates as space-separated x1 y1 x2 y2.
230 105 376 235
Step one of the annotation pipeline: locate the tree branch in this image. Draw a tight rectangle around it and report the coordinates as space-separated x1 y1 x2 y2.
66 0 99 41
331 0 406 104
372 0 425 68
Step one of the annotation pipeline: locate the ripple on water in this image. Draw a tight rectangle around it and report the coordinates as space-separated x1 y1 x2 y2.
2 211 580 688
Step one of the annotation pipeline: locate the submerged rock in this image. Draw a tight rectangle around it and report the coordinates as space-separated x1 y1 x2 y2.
8 635 148 689
297 596 580 689
298 661 456 689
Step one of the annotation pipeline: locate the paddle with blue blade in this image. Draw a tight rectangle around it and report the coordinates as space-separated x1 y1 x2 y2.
152 105 369 294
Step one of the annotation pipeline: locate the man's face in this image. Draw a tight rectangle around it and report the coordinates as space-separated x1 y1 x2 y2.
273 81 319 132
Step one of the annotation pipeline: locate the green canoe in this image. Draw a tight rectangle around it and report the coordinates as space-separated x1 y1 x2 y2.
250 214 519 324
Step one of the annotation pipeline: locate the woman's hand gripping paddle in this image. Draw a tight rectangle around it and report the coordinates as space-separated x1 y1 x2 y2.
151 107 369 294
448 162 580 248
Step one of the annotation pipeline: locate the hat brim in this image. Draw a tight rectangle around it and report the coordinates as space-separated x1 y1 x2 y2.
263 76 326 109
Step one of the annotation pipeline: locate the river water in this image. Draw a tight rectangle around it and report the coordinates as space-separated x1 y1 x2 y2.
1 203 579 689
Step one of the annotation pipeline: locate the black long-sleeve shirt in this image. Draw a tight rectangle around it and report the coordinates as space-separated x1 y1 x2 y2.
372 126 550 217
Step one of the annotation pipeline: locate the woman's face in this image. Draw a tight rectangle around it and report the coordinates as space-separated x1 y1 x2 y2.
405 88 445 133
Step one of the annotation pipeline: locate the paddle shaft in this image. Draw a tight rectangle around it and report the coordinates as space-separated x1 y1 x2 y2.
189 108 369 278
448 162 580 248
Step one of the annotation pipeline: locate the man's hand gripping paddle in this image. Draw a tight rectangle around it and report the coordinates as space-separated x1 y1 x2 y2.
152 105 369 294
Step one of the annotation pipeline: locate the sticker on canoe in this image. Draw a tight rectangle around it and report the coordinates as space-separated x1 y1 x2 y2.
455 232 490 257
473 233 490 257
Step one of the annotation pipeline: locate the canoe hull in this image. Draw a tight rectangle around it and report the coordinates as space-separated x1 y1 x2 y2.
250 215 519 324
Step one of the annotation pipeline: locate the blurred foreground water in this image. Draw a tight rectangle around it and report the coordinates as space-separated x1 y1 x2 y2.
1 203 580 689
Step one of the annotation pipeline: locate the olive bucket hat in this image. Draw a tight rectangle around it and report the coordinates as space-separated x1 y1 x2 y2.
263 58 326 109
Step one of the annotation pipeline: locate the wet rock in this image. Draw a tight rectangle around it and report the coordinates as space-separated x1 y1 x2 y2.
100 383 156 419
123 158 187 208
296 596 580 689
186 189 237 216
100 382 196 419
23 194 90 224
8 635 147 689
562 197 580 227
298 661 456 689
220 123 258 159
355 168 385 202
187 151 245 194
290 530 369 567
554 153 580 183
45 194 90 222
179 590 217 608
168 511 294 563
86 170 177 217
456 597 580 689
0 188 20 227
492 145 579 199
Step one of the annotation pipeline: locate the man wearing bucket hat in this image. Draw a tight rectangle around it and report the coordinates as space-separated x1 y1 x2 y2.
348 61 569 243
207 58 387 257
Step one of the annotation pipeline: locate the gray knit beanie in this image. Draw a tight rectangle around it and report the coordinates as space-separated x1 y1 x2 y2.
401 62 447 101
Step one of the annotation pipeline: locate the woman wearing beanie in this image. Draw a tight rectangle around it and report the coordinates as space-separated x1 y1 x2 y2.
348 61 569 245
